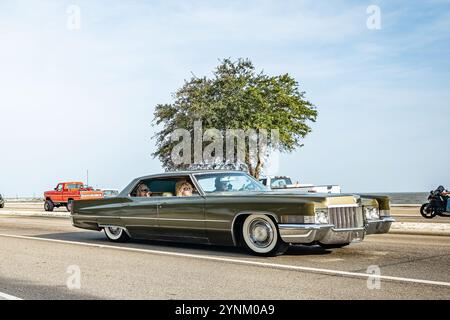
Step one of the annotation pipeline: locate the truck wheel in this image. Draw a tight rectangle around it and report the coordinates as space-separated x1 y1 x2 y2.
241 214 288 256
44 200 54 212
66 200 74 212
104 227 130 243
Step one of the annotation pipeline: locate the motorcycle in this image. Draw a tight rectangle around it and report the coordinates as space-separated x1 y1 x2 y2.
420 186 450 219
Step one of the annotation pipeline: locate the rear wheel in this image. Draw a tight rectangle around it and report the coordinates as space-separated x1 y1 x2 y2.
44 200 54 212
104 227 130 243
420 204 436 219
241 214 288 256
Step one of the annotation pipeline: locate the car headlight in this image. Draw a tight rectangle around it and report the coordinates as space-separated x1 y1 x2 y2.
364 206 380 220
314 208 329 224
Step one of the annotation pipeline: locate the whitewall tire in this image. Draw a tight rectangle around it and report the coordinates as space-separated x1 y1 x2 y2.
241 214 288 256
104 227 130 243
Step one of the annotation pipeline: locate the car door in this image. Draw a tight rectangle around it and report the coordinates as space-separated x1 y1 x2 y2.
157 196 207 242
121 196 159 239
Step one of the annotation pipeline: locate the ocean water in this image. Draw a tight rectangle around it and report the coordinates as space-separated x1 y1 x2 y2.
368 192 429 205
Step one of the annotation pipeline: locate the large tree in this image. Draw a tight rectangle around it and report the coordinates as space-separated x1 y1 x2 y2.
152 58 317 179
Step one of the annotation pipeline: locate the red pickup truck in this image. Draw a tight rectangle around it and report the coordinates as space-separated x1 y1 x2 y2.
44 182 103 212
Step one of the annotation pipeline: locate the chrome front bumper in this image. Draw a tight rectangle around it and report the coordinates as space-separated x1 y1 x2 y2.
365 216 395 235
278 216 394 245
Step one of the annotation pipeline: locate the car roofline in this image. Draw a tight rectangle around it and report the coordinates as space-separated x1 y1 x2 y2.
118 170 249 197
134 170 247 181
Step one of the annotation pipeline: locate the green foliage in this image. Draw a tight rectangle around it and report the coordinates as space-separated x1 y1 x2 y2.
152 58 317 178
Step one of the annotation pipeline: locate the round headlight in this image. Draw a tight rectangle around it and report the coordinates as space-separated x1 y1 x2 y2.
314 209 329 224
364 206 380 220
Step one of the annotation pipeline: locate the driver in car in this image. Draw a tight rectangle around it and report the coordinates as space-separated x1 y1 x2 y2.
136 184 152 197
214 177 229 192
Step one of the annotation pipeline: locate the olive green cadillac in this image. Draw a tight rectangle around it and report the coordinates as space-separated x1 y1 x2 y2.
71 170 394 256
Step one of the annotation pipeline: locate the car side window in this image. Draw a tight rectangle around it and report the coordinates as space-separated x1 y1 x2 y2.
56 184 63 192
131 177 198 197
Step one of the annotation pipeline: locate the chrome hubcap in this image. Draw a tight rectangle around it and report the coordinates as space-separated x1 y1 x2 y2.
108 227 122 236
248 219 273 248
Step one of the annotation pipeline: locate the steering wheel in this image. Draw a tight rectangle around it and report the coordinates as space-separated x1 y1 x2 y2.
240 183 256 191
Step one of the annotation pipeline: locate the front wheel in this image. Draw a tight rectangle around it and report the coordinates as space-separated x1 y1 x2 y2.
104 227 130 243
420 203 436 219
241 214 288 256
44 200 54 212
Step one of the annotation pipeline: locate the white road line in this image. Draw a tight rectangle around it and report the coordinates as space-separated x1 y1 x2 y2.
1 233 450 288
0 291 22 300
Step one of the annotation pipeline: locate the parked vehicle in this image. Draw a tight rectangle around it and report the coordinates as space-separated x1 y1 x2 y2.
101 189 119 198
0 194 4 208
44 182 103 212
420 186 450 219
259 175 341 194
71 170 394 256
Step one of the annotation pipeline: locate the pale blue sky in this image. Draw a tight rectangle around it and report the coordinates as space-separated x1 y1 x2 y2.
0 0 449 196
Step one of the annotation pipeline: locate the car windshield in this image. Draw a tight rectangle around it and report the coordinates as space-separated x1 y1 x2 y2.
194 172 267 194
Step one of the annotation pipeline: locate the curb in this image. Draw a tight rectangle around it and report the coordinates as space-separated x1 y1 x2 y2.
389 222 450 237
0 211 70 218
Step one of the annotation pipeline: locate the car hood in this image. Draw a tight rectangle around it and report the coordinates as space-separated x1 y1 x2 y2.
206 191 361 206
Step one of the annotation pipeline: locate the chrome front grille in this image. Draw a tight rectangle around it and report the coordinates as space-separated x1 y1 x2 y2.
329 206 362 229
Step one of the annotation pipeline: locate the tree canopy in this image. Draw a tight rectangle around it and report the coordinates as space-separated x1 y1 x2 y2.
152 58 317 179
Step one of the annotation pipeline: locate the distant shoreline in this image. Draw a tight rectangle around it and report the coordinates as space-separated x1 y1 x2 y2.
3 192 429 205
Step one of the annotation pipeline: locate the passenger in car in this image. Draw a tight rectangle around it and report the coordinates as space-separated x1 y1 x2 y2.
175 181 193 197
136 184 152 197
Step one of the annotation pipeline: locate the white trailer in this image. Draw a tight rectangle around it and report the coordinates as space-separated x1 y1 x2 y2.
259 176 341 194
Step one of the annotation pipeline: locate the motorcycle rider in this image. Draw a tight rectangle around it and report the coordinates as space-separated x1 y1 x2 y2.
436 186 450 211
444 189 450 212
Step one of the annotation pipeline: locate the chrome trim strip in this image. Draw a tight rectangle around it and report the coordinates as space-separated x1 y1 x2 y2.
327 204 358 208
74 215 228 223
379 217 396 222
331 227 365 232
278 224 334 230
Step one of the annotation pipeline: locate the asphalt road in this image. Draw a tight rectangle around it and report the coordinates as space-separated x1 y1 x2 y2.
0 215 449 300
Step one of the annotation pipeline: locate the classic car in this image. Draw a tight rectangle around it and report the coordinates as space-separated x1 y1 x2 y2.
71 170 395 256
